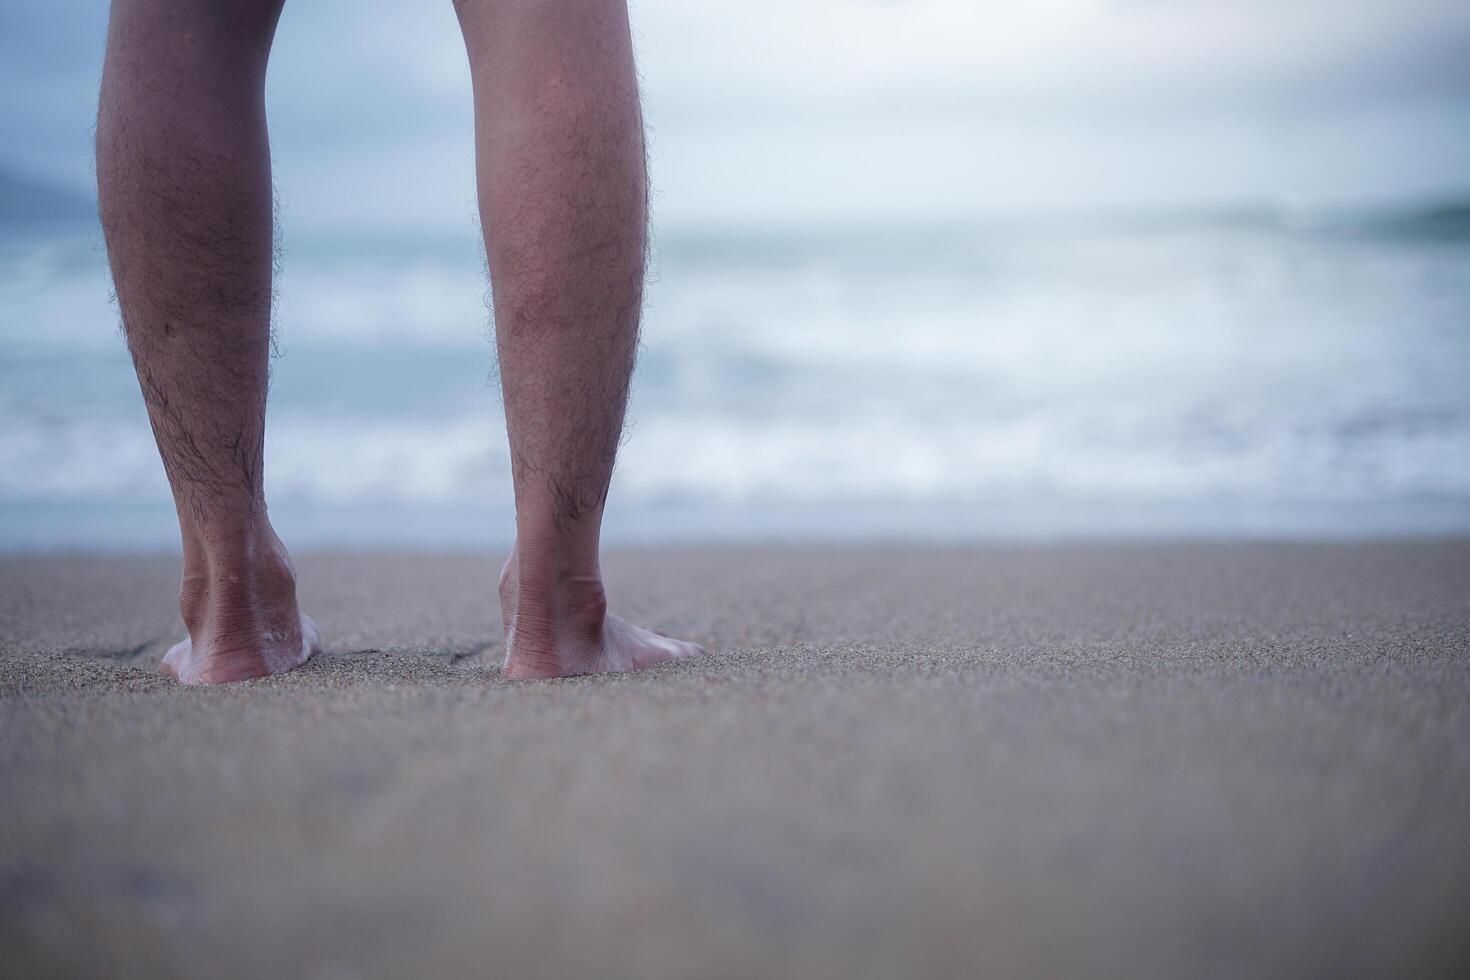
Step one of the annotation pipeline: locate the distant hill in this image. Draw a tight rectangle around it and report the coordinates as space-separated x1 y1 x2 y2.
1372 199 1470 241
0 168 97 226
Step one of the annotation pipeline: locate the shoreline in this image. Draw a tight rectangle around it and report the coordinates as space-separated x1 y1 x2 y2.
5 498 1470 553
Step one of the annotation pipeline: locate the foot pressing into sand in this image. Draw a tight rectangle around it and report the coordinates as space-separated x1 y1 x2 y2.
162 532 320 685
499 546 703 680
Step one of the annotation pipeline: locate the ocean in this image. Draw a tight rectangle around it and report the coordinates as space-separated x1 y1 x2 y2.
3 206 1469 550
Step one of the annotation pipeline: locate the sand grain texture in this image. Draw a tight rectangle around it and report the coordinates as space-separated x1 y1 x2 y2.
3 544 1469 978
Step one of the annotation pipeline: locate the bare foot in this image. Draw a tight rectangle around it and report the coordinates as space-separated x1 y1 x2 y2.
161 548 320 685
499 547 704 680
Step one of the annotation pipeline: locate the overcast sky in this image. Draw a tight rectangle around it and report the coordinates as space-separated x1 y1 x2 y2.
4 0 1470 230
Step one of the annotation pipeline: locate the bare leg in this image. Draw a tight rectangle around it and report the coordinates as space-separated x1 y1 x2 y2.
455 0 703 678
97 0 318 684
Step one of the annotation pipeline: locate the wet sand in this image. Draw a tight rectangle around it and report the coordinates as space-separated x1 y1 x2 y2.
3 543 1468 978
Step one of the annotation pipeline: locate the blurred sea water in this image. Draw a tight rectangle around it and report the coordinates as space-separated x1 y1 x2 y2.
3 205 1469 550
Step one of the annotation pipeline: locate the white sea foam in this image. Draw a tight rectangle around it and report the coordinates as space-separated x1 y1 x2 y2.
3 218 1469 547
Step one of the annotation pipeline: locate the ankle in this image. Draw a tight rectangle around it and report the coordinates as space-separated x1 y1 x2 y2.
508 521 603 588
502 546 609 676
509 561 607 632
179 523 300 634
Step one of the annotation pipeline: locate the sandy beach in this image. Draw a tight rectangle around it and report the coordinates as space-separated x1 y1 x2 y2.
3 542 1468 978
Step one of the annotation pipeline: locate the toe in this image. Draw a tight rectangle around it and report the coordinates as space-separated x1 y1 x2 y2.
160 637 189 680
300 614 323 660
654 627 703 652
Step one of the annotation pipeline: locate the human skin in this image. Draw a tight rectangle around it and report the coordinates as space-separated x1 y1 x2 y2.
95 0 702 682
97 0 317 684
455 0 702 677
